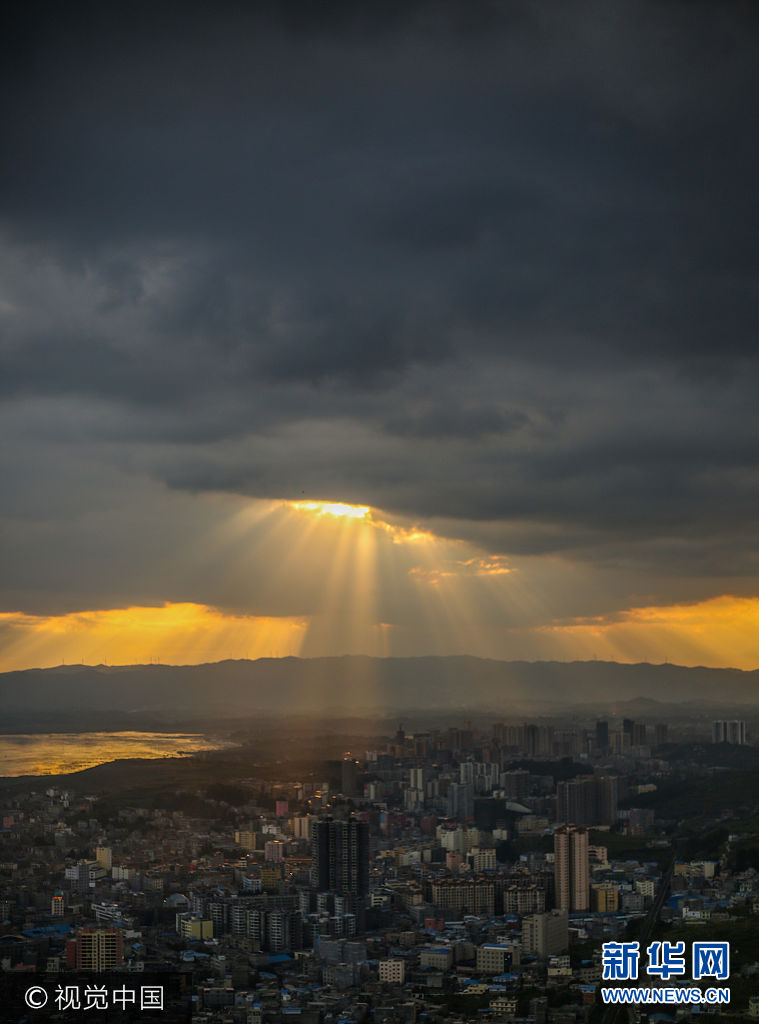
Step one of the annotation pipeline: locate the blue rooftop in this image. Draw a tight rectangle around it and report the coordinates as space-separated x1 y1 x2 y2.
22 924 70 937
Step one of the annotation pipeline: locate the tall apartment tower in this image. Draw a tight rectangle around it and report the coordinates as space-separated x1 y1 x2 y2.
311 818 369 896
95 845 112 871
554 826 589 912
522 909 569 956
341 755 362 797
557 776 618 826
712 720 747 745
654 723 668 747
65 926 124 971
595 720 609 752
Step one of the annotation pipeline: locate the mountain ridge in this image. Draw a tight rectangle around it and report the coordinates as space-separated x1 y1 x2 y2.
0 656 756 714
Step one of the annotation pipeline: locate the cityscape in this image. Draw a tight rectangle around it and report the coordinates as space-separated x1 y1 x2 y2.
1 704 759 1021
2 2 759 1022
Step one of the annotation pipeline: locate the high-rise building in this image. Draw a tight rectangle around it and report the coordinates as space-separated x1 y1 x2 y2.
610 730 630 752
468 847 496 872
557 778 592 825
522 909 568 956
446 782 474 820
178 915 214 941
713 720 747 745
554 826 589 912
595 720 609 752
311 818 369 896
503 885 546 915
341 756 362 797
523 724 539 757
266 909 301 953
264 839 286 862
65 926 123 971
632 723 647 746
654 723 668 747
77 860 92 891
591 883 619 912
429 877 496 915
234 830 258 851
556 776 617 826
292 814 314 840
95 846 112 871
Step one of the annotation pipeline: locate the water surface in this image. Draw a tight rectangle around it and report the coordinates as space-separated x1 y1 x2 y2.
0 731 222 777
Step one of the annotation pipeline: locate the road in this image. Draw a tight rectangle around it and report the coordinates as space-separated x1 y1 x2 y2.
599 855 675 1024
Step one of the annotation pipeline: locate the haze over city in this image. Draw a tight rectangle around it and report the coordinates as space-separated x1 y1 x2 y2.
3 10 759 1022
2 1 759 674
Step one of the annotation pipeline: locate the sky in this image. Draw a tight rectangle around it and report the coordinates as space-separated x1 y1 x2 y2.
2 1 759 672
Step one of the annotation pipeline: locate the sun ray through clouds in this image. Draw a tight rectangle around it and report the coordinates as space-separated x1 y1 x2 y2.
6 492 754 674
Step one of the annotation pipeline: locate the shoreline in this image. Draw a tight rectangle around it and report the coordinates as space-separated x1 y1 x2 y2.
0 730 234 781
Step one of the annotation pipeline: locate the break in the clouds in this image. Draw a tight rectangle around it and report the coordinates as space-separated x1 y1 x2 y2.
1 1 759 664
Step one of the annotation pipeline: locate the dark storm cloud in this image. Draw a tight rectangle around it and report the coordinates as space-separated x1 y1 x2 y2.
2 0 759 615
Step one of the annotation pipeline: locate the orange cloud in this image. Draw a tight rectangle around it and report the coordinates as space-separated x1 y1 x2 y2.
0 603 307 672
539 594 759 670
457 556 512 577
409 555 512 584
287 499 435 544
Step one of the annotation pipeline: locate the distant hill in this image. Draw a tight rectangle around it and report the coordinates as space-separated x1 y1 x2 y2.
0 656 756 718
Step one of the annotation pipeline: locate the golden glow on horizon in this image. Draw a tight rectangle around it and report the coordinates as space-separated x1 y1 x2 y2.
0 496 520 674
4 493 758 673
0 603 306 672
539 594 759 670
3 593 759 672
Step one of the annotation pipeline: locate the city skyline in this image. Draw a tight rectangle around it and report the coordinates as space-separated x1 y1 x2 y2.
2 706 755 1017
2 3 759 674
